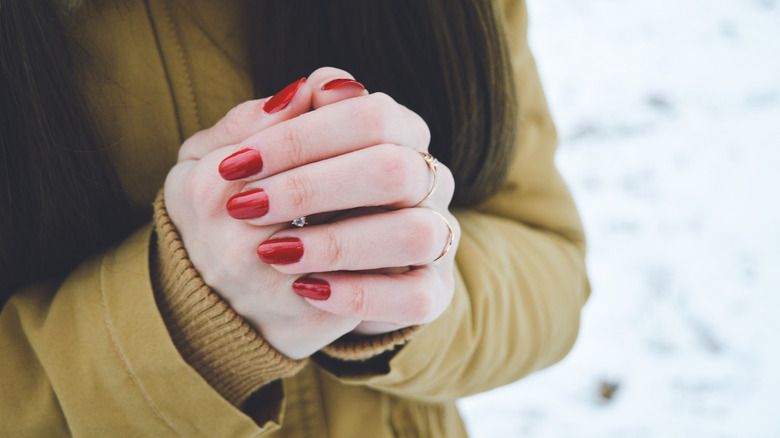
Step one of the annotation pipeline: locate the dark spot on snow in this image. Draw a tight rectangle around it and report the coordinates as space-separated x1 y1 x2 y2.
582 176 602 191
646 337 676 354
598 379 621 403
515 409 546 436
671 378 729 393
645 265 674 297
687 318 725 354
745 92 778 108
568 122 603 141
718 21 738 39
608 220 639 234
566 121 655 142
645 94 674 112
621 169 656 199
739 253 758 287
615 123 654 137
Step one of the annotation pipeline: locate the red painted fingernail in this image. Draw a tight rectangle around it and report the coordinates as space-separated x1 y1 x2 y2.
321 78 365 91
226 189 269 219
219 148 263 181
263 77 306 114
292 278 331 300
257 237 304 264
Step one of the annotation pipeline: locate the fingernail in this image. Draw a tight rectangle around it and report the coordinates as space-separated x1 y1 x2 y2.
263 77 307 114
257 237 304 264
226 189 269 219
219 148 263 181
292 277 331 300
321 78 365 91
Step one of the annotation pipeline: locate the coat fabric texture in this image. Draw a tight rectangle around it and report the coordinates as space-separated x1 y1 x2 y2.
0 0 590 436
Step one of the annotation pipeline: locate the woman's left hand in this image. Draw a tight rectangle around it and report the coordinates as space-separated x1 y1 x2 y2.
228 67 461 336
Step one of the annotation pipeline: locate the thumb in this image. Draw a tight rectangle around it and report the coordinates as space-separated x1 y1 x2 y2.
179 77 312 162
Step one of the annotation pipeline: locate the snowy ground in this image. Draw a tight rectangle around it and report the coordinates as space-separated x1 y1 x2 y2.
458 1 780 437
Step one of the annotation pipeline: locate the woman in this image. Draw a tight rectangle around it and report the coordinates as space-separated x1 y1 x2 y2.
0 0 589 436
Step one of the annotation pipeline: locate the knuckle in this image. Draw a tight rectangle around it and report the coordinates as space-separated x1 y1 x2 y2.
199 247 242 297
372 147 412 194
344 282 370 319
324 228 344 269
410 112 431 148
222 114 243 141
221 102 252 139
183 168 208 203
356 93 396 141
436 164 456 203
310 67 350 84
178 132 204 161
182 171 223 217
282 122 308 166
404 287 434 323
309 66 335 79
285 172 315 212
441 272 456 301
399 210 440 262
369 91 396 107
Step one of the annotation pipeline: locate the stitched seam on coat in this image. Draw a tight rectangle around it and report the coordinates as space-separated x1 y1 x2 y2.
160 0 203 132
141 0 183 144
311 368 330 438
297 368 326 438
100 258 185 436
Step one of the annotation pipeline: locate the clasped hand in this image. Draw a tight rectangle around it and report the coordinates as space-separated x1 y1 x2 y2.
164 68 459 359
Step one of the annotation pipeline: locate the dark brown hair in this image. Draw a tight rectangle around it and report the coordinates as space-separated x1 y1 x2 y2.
1 0 134 304
251 0 518 208
0 0 517 305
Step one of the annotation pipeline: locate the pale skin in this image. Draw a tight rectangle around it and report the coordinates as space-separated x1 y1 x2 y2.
164 67 460 360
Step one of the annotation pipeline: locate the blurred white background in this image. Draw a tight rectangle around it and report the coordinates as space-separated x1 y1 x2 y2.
458 0 780 436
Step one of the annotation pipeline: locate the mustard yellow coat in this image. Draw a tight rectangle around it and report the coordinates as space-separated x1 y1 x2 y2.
0 1 590 436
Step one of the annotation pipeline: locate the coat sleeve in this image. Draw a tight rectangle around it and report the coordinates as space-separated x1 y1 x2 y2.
314 0 591 402
0 215 299 437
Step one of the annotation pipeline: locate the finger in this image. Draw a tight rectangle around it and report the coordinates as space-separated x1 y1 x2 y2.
351 321 409 336
226 145 434 224
179 77 312 162
256 207 456 273
306 67 368 109
291 267 454 325
221 92 431 182
308 67 367 107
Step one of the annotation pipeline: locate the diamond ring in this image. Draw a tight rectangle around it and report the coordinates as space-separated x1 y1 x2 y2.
292 216 308 227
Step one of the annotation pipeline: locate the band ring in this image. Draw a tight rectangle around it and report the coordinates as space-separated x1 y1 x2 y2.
430 210 454 263
414 152 439 207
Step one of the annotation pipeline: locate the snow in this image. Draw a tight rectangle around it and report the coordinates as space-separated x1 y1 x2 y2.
457 0 780 436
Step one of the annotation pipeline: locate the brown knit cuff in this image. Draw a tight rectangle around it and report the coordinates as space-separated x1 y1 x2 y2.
150 190 306 408
320 326 421 361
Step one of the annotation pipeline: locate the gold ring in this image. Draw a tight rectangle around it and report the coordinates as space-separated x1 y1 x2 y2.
430 210 454 263
414 152 439 207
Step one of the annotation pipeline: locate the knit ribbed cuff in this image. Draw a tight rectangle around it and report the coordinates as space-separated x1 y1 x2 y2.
150 190 306 408
320 326 420 361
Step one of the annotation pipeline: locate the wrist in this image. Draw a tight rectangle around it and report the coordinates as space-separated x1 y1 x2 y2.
150 189 307 407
